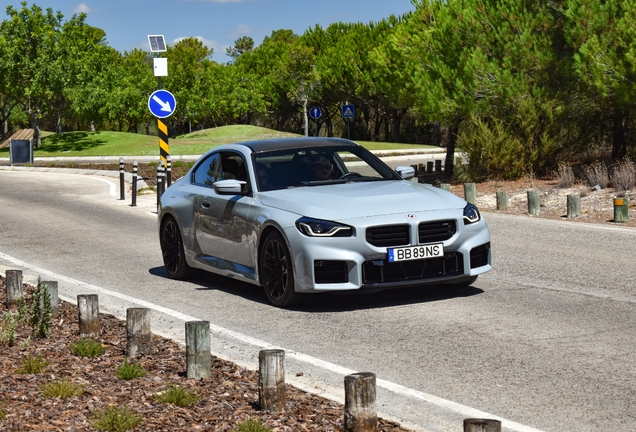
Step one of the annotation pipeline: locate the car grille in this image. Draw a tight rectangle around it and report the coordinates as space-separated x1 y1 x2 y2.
362 252 464 285
366 224 409 247
418 220 456 243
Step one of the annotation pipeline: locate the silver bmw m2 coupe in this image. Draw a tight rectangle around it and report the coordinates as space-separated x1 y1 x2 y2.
158 138 491 307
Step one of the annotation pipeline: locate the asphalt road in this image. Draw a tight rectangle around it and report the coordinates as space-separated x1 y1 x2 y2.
0 168 635 432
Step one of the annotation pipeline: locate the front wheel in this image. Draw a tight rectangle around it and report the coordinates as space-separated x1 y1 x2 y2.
160 216 193 279
260 231 302 308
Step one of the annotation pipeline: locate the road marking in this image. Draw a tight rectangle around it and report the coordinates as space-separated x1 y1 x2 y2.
0 251 545 432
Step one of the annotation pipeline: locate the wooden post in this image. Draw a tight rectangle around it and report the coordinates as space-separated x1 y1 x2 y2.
5 270 23 307
464 183 477 205
186 321 210 379
567 194 580 218
344 372 377 432
426 161 434 174
435 159 442 172
527 190 540 215
40 281 59 317
613 197 629 223
259 349 286 412
440 183 451 192
496 191 508 211
126 308 152 357
77 294 100 338
417 163 424 175
464 418 502 432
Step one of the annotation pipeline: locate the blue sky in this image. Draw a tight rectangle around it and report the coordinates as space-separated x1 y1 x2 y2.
0 0 416 63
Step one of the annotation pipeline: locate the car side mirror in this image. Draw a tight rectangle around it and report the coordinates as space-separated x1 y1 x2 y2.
213 179 248 195
395 165 415 180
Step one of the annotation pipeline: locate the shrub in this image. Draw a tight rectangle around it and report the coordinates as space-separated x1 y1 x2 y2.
116 358 147 380
556 163 576 188
0 400 8 421
89 406 142 432
610 159 636 192
155 385 201 407
233 417 273 432
29 277 52 339
0 311 19 346
15 354 49 374
71 338 105 357
583 162 609 188
40 378 85 398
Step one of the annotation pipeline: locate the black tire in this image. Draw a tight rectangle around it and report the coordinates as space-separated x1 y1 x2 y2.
160 216 193 279
260 231 302 308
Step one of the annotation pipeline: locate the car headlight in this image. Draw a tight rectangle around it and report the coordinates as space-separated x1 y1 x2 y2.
295 217 354 237
463 203 481 224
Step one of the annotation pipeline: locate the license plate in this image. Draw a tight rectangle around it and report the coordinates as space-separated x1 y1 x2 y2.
387 243 444 263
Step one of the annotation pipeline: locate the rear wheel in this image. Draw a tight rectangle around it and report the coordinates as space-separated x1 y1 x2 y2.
160 216 193 279
260 232 302 308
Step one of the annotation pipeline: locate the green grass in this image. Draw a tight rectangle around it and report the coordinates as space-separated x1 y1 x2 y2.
71 338 106 357
89 406 142 432
40 378 85 398
0 125 436 158
155 385 201 407
116 358 148 380
232 417 273 432
15 354 49 374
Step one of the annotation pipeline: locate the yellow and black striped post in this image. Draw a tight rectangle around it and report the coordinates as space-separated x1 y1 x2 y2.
158 119 169 167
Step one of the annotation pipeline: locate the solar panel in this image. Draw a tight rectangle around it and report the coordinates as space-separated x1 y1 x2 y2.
148 35 167 52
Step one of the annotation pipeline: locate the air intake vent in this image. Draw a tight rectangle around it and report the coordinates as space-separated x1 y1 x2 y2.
366 224 410 247
418 220 456 243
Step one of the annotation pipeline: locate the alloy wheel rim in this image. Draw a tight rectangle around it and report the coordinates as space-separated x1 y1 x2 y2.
262 239 288 300
161 221 181 275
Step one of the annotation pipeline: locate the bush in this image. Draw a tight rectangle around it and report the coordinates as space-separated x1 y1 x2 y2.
0 311 19 346
610 159 636 191
40 378 85 398
89 406 142 432
116 358 147 380
583 162 609 188
155 385 201 407
556 163 576 188
15 354 48 374
29 277 52 339
71 338 105 357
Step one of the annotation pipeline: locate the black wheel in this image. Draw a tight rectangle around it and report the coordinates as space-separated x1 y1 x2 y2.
260 231 301 307
160 216 193 279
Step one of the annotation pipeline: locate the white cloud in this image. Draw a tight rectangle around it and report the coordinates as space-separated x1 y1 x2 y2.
172 36 222 54
227 24 251 39
73 3 92 14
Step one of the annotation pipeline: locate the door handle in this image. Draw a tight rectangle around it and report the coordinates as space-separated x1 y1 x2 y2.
201 201 210 209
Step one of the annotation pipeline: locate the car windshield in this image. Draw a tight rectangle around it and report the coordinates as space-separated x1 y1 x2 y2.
253 145 400 191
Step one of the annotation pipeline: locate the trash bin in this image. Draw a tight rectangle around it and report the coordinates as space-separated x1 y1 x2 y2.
9 139 33 165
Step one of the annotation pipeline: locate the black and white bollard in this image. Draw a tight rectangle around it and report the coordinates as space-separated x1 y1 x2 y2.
166 156 172 187
131 160 138 207
119 157 125 200
156 165 163 210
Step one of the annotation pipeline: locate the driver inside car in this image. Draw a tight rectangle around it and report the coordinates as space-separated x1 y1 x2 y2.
312 155 336 181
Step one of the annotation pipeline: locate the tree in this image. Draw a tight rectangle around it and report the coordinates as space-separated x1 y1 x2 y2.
1 2 66 146
565 0 636 160
226 36 254 62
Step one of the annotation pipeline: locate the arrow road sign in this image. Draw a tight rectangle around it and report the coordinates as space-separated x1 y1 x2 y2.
310 107 322 119
148 89 176 118
341 104 355 118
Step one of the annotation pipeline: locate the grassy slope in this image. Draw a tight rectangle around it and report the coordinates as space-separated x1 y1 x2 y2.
0 125 436 157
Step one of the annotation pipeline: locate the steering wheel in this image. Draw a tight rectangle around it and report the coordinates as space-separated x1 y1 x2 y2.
339 172 362 180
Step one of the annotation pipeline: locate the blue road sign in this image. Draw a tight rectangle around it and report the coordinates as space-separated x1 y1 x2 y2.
309 107 322 119
341 104 355 118
148 89 176 118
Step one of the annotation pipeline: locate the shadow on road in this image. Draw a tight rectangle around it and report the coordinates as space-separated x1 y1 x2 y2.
149 266 484 311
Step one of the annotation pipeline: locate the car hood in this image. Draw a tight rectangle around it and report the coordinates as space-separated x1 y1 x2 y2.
259 181 467 220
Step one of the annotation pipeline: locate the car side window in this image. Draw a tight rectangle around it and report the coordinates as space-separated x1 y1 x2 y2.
192 153 222 186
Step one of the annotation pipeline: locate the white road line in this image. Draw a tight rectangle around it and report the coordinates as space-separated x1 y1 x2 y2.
0 251 544 432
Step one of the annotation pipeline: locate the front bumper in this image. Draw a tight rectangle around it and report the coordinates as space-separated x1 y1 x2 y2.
283 210 492 293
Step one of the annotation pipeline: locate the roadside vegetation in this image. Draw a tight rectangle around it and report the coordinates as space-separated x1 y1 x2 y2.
1 1 635 183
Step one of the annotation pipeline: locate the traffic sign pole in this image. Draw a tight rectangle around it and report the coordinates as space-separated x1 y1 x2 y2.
158 119 169 167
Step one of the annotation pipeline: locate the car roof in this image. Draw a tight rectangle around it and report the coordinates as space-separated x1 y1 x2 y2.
240 137 360 154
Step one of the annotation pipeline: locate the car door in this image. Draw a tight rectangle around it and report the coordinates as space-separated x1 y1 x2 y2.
191 151 256 275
